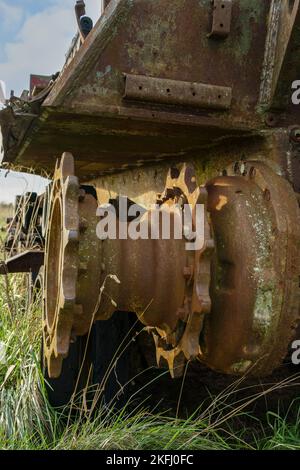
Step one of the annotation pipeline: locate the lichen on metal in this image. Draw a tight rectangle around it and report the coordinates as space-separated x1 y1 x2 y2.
0 1 300 388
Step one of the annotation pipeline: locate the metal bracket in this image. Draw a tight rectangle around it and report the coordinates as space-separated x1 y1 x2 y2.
0 251 44 275
208 0 232 39
124 74 232 110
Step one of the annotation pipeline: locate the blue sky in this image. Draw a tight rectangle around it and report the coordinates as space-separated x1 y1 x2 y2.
0 0 100 203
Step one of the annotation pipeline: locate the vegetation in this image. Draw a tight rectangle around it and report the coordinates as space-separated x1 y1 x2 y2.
0 207 300 450
0 203 13 223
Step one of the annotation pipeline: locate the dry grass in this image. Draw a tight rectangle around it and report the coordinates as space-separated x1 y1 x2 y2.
0 203 13 223
0 207 300 450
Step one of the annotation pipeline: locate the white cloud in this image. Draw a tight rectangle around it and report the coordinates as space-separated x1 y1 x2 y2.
0 0 101 96
0 1 23 32
0 170 49 203
0 1 101 203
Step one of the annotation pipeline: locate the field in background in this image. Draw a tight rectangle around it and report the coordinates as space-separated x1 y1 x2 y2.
0 205 300 450
0 203 13 222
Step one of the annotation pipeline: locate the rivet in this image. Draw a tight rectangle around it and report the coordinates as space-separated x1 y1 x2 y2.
249 167 256 179
264 189 271 201
79 220 88 233
79 188 86 202
170 168 180 179
234 162 240 174
177 308 188 321
265 113 278 128
183 266 194 279
289 126 300 144
78 267 88 276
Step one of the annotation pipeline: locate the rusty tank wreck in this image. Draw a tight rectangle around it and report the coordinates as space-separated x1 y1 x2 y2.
1 0 300 408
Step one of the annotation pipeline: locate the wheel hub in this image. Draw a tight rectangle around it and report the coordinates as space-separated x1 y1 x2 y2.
43 153 300 380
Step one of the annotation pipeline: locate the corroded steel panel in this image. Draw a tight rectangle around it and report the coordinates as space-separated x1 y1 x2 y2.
1 0 271 176
124 74 232 110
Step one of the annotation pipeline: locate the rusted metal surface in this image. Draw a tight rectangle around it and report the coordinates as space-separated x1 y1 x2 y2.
124 74 232 110
30 75 52 97
100 164 214 377
1 1 300 386
1 110 253 180
43 0 267 120
3 1 300 174
43 152 102 377
1 0 271 175
151 166 214 376
260 0 300 110
288 127 300 193
43 154 214 378
101 0 112 14
208 0 232 39
203 160 300 376
42 152 300 379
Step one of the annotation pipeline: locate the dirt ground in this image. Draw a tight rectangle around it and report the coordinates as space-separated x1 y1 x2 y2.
132 356 300 427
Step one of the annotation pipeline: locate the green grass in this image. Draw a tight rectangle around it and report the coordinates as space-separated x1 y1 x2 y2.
0 203 13 224
0 276 241 451
0 229 300 449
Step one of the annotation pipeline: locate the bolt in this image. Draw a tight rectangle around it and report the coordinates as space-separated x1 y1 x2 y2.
79 188 86 202
68 230 79 242
289 126 300 144
265 113 278 127
170 167 180 179
264 188 271 201
177 307 188 321
233 162 240 174
166 188 175 199
206 238 215 250
183 266 194 279
240 163 246 175
79 219 88 233
249 167 256 179
78 263 88 276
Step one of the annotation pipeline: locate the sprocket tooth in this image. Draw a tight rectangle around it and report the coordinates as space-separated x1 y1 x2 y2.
43 152 80 378
152 163 214 378
154 335 162 367
166 353 175 378
47 352 64 379
60 152 75 181
43 152 102 379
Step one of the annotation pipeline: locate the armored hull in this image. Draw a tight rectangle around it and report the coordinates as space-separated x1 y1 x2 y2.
1 0 300 407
